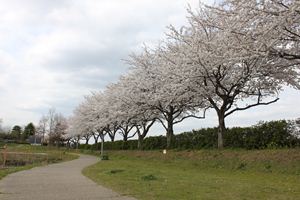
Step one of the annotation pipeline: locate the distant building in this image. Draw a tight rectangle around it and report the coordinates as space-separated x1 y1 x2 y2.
28 135 42 145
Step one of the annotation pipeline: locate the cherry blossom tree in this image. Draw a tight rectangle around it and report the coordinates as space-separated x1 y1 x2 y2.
104 83 137 142
165 1 300 148
126 47 209 148
68 0 300 151
82 93 108 152
206 0 300 60
67 92 107 148
112 75 159 149
36 115 48 143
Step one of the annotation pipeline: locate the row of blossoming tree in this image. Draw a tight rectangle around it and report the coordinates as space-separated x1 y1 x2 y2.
66 0 300 149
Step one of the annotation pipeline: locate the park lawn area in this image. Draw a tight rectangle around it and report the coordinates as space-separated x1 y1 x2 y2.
83 149 300 200
0 144 79 180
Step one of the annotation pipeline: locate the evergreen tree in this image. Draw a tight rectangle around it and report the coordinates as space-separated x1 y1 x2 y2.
11 125 22 140
23 123 36 140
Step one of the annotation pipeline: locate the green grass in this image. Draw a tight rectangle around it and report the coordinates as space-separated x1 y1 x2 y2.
0 144 79 180
83 149 300 200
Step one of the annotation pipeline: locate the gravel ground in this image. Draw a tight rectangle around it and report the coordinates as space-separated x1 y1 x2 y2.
0 154 136 200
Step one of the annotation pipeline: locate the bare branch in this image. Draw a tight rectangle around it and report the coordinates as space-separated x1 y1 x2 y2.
225 98 279 117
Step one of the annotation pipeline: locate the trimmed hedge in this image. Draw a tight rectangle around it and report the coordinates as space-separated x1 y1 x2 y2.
80 120 300 150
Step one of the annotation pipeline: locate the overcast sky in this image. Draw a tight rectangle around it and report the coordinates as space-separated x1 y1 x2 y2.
0 0 299 136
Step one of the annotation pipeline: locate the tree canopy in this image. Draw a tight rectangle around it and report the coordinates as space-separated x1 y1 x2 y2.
67 0 300 149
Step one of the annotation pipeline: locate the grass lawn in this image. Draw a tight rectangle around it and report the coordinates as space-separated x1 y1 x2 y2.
0 144 79 180
83 149 300 200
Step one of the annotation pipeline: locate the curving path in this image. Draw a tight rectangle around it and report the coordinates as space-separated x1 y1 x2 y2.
0 155 136 200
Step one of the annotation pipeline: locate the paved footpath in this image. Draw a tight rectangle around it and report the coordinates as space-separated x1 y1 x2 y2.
0 155 136 200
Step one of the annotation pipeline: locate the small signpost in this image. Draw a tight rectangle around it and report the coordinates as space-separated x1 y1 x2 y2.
163 149 167 154
1 144 7 167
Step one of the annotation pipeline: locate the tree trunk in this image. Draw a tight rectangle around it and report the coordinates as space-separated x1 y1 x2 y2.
166 120 174 149
76 136 81 149
100 135 105 156
42 132 45 144
121 125 135 142
108 133 115 142
137 134 143 150
93 135 98 144
123 134 128 142
92 134 99 150
66 140 70 149
136 120 155 150
136 125 145 150
163 108 175 149
217 112 226 149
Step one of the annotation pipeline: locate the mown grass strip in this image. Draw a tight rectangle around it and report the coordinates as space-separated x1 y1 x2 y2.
83 149 300 200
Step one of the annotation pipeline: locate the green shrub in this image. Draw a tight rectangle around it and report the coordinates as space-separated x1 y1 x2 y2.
141 174 157 181
81 120 300 151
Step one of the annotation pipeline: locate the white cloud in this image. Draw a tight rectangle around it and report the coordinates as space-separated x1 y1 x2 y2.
0 0 208 126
